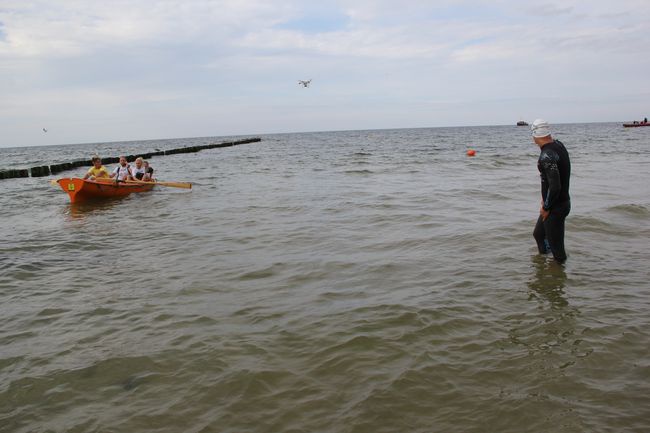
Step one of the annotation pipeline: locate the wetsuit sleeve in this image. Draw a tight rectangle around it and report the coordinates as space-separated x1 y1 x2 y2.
540 149 561 210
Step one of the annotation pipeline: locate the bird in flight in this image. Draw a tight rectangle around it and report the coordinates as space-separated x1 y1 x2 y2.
298 79 311 88
43 128 48 133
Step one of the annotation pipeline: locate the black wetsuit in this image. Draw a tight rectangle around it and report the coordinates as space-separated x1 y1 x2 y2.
533 139 571 262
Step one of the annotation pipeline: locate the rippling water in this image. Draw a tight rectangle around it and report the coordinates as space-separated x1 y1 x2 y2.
1 124 649 432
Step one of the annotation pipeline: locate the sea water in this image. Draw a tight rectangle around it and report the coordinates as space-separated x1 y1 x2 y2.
1 124 649 432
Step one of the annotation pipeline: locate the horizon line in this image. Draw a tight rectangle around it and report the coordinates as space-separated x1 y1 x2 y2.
1 120 630 150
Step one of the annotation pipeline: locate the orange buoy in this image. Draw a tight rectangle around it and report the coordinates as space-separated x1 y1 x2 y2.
467 149 476 157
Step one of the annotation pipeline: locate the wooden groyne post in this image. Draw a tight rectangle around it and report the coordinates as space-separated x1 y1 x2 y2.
1 137 261 179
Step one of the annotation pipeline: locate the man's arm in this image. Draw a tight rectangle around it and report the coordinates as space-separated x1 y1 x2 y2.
540 150 561 211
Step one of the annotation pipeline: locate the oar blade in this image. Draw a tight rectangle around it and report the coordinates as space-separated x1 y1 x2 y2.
157 181 192 189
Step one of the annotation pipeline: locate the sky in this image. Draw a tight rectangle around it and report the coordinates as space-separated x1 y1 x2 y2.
1 0 649 147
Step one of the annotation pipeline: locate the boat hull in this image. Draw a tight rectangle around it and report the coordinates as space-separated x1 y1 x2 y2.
623 123 650 128
57 178 155 203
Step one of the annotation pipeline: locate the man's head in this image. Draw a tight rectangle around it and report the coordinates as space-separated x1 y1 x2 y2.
531 119 553 147
92 155 102 168
119 156 127 166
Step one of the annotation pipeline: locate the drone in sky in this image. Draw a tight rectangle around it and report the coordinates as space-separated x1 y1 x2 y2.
298 79 312 88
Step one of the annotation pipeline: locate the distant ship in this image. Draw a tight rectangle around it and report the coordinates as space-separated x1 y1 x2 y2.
516 120 528 126
623 118 648 127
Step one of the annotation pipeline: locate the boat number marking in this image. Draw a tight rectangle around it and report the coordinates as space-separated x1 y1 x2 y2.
68 183 75 191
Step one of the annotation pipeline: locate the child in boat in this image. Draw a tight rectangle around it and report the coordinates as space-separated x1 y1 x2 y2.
130 157 147 180
84 156 109 180
109 156 133 182
143 160 154 181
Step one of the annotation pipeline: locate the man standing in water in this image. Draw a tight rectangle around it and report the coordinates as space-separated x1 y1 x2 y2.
531 119 571 263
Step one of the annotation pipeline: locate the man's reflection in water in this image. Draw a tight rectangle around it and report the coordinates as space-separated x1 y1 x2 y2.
528 255 568 308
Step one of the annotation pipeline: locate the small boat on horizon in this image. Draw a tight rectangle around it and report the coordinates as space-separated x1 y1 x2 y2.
623 120 649 128
516 120 528 126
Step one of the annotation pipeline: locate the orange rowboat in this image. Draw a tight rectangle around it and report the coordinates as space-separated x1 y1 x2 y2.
56 177 155 203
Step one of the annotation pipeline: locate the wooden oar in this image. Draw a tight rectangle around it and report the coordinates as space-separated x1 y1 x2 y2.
49 177 191 189
125 179 192 189
89 177 191 189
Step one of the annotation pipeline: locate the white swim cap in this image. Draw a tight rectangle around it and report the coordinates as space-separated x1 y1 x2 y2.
531 119 551 138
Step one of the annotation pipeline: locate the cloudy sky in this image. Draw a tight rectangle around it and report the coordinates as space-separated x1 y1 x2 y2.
1 0 649 147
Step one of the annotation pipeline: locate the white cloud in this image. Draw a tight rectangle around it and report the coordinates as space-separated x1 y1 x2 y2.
1 1 647 61
0 0 293 57
0 0 649 146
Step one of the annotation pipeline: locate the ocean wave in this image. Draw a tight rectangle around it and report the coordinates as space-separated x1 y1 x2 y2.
606 203 649 217
343 169 374 175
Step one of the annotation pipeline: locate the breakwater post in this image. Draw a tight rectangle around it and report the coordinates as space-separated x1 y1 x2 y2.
0 137 261 180
0 169 29 179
